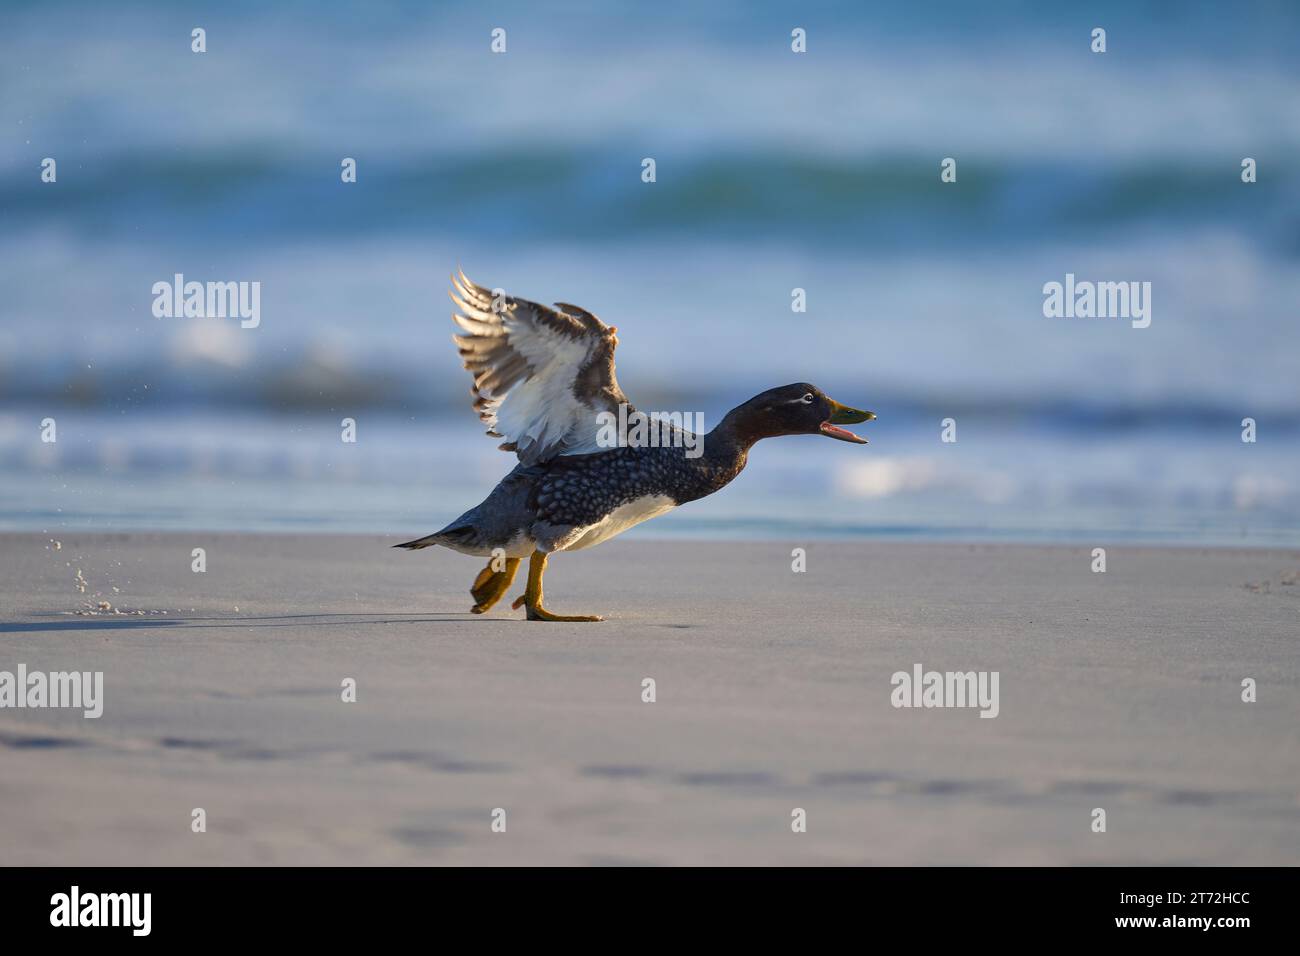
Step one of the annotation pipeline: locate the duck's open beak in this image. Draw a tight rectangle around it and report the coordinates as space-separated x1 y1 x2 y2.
820 399 875 444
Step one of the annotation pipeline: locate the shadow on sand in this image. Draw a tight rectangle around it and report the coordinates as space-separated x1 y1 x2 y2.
0 613 505 634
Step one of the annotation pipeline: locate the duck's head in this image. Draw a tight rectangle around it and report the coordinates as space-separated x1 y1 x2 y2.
731 383 875 445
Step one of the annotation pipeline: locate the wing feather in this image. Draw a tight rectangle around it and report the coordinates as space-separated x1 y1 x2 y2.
448 271 634 464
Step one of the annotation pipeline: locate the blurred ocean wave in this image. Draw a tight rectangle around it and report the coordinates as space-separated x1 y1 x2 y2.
2 407 1296 545
5 151 1297 250
4 232 1296 414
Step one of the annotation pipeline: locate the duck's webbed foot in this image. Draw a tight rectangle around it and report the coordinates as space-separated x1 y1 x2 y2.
510 550 604 622
511 595 604 622
470 556 521 614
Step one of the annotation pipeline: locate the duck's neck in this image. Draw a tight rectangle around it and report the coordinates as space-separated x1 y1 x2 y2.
701 405 765 470
713 402 773 450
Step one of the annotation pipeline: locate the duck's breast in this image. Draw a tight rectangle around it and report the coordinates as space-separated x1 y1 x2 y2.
560 494 677 551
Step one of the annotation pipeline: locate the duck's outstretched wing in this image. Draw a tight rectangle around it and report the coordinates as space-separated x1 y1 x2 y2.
450 270 634 465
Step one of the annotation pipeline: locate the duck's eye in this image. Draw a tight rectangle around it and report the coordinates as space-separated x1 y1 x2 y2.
800 393 815 404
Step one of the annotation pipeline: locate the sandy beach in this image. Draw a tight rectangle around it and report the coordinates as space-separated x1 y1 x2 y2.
1 532 1297 866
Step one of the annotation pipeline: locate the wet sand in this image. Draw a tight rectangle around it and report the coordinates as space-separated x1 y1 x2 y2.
1 532 1297 865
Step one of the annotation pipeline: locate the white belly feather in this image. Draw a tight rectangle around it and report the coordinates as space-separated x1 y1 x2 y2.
561 494 676 551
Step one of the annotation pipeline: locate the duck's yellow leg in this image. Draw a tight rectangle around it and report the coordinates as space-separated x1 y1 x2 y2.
510 550 604 622
470 557 521 614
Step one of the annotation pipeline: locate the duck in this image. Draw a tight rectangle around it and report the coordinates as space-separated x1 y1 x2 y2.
395 271 875 621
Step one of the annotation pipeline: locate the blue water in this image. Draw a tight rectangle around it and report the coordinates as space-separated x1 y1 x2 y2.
1 2 1297 544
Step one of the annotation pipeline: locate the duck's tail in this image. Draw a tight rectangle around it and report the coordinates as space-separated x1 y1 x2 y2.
393 523 484 551
393 533 442 550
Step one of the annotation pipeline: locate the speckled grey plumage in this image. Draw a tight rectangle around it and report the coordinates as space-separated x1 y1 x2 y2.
399 434 746 556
